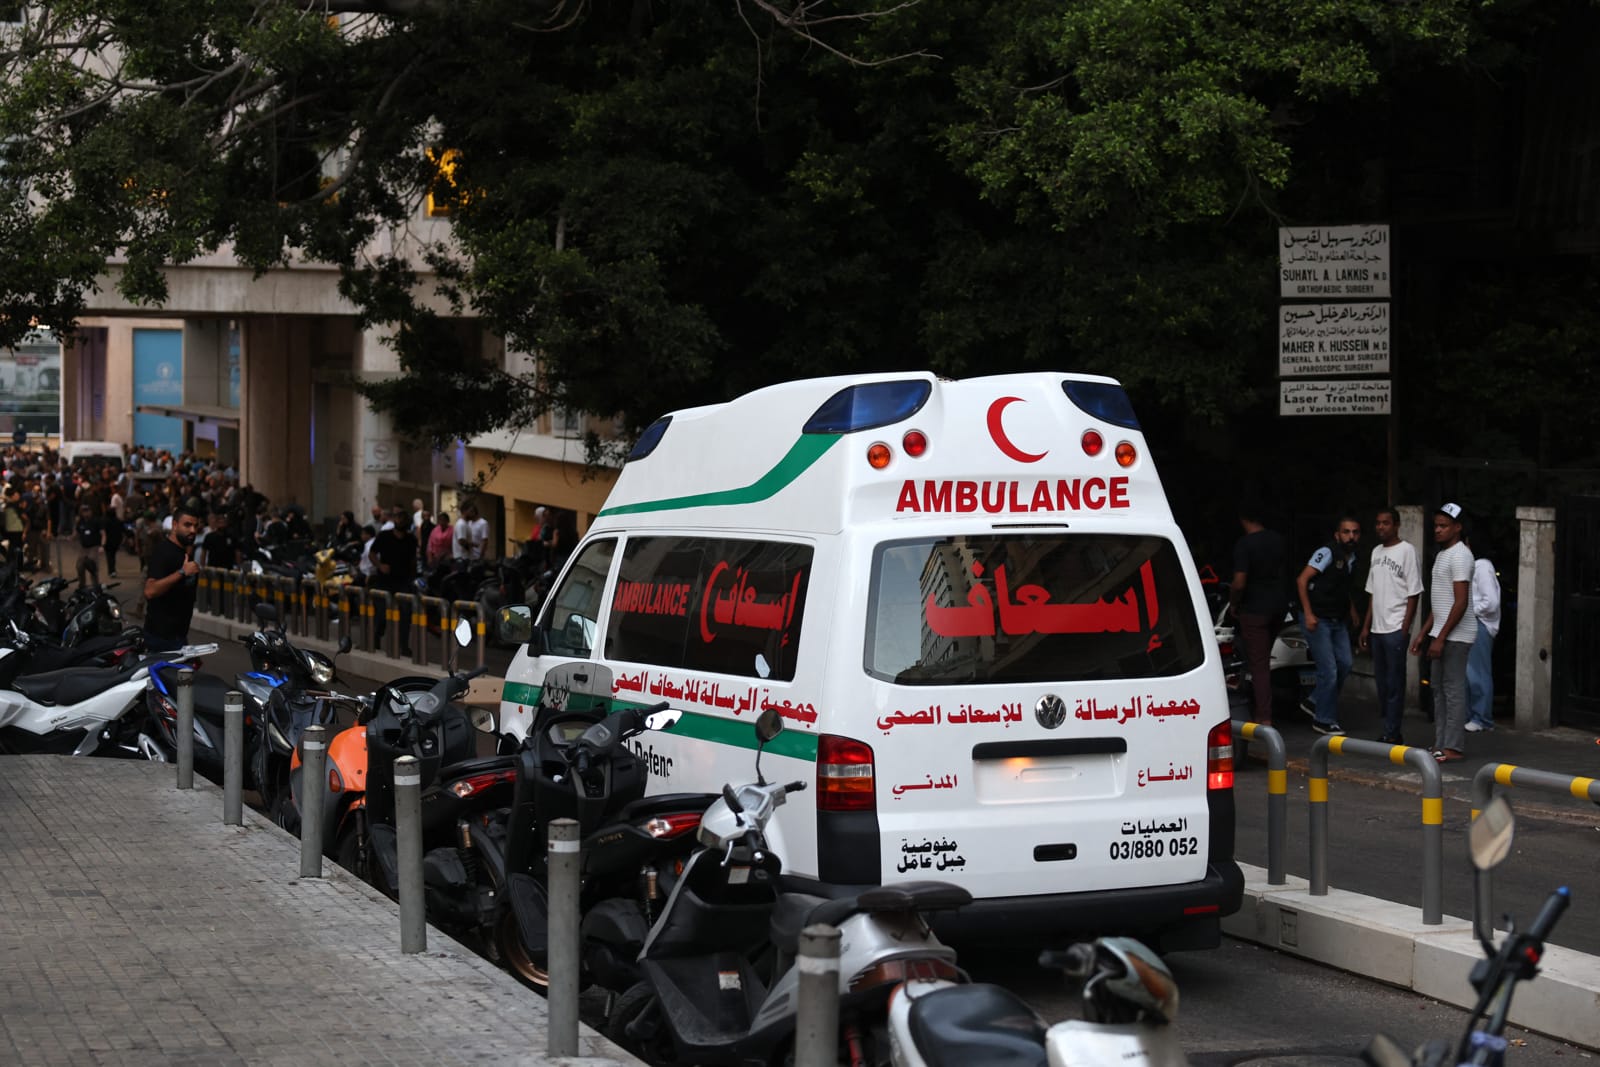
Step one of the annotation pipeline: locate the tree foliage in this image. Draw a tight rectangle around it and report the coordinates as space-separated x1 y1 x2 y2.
0 0 1529 457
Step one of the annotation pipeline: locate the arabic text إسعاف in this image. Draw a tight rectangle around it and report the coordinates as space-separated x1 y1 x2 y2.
924 559 1160 640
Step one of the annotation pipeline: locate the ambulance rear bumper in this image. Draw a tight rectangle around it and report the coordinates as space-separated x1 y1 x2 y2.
781 859 1243 946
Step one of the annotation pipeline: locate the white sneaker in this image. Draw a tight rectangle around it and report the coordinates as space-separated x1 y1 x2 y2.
1465 721 1486 732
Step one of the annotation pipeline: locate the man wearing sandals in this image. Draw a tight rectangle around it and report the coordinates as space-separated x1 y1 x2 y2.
1411 503 1476 762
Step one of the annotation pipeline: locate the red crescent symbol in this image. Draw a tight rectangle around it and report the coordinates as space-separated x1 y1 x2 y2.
987 396 1048 463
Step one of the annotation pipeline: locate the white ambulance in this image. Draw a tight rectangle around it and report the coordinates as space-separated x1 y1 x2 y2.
498 372 1242 949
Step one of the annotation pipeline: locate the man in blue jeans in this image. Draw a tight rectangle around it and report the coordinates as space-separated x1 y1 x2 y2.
1295 515 1362 735
1358 508 1423 744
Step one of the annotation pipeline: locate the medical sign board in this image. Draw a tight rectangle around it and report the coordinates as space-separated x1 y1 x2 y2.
1278 302 1391 376
1279 224 1390 298
1279 379 1391 416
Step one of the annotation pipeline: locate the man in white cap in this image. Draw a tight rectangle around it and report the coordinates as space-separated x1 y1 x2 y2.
1410 503 1477 762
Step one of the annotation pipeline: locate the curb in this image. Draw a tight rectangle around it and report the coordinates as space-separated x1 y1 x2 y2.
1224 863 1600 1051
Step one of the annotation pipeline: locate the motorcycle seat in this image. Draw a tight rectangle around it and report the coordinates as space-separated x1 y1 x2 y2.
769 882 973 956
441 753 518 779
906 983 1047 1067
24 633 126 674
13 661 143 707
615 792 719 823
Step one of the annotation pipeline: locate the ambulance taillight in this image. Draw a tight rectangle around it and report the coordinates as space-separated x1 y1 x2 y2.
817 734 875 812
1206 720 1234 791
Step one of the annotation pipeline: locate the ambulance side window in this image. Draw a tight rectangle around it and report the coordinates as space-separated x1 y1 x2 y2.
537 538 616 658
606 535 812 682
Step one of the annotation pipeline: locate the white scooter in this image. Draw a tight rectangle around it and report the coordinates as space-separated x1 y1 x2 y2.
608 706 970 1065
0 639 219 756
887 936 1188 1067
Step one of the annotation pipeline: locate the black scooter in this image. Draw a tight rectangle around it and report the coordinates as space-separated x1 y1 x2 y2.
464 661 715 990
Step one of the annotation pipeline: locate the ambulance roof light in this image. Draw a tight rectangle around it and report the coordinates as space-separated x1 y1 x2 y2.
804 380 932 434
626 415 673 461
1062 381 1140 430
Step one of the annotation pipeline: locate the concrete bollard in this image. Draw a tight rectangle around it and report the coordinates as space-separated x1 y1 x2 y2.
795 923 842 1067
395 755 426 954
223 691 244 825
174 669 195 791
300 725 328 878
547 818 581 1059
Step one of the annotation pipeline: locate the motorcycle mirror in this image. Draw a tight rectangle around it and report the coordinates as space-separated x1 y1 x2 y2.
469 706 497 734
253 602 279 625
336 635 352 655
755 706 783 744
496 604 534 646
454 616 473 648
645 709 681 731
1470 795 1515 872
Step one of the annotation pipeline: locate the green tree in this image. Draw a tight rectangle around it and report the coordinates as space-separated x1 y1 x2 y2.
0 0 1510 456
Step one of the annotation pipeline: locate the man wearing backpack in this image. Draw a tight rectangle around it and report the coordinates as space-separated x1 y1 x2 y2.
1295 514 1363 736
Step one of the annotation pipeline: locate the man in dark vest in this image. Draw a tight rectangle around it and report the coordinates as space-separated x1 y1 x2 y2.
1295 514 1362 736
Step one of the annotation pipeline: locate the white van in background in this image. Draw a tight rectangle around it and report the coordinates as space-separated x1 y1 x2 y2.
498 372 1242 951
58 441 126 468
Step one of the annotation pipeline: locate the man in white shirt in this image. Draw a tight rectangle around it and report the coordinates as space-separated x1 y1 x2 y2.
1465 539 1501 733
454 502 488 561
1359 507 1423 744
1410 503 1477 762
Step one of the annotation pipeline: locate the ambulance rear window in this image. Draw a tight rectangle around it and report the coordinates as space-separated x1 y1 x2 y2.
864 534 1205 685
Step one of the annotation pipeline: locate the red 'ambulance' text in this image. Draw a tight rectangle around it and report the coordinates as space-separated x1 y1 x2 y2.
894 477 1131 514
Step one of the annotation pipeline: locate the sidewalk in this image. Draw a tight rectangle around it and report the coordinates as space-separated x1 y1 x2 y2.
0 755 639 1066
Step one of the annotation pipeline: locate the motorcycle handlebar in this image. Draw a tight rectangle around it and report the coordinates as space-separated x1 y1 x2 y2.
784 780 807 794
1528 886 1571 944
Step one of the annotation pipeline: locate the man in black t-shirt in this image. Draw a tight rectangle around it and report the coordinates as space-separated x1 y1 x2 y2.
372 509 419 656
196 511 239 570
144 503 202 652
1229 505 1289 727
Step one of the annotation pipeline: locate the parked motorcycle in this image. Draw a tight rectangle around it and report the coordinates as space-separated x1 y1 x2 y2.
298 619 483 865
1364 797 1569 1067
464 660 713 990
608 704 969 1066
0 617 143 688
0 639 218 756
140 604 350 823
888 937 1187 1067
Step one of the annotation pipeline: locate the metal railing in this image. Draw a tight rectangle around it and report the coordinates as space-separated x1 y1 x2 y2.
1470 762 1600 937
1231 720 1287 885
1309 735 1444 924
191 567 498 672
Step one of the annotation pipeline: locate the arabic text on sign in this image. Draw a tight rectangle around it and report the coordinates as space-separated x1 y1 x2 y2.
897 837 967 873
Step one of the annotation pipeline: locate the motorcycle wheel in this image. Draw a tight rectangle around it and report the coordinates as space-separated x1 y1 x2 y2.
496 904 550 990
335 824 373 886
608 981 675 1062
268 789 300 836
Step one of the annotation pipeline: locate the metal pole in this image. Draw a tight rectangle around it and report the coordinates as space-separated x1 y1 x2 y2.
223 690 244 826
547 817 580 1058
174 669 195 791
1233 720 1287 885
396 754 426 954
795 923 842 1067
1308 737 1329 896
300 725 327 878
1417 749 1443 926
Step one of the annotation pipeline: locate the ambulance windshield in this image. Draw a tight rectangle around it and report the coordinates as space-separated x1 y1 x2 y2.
864 534 1205 685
